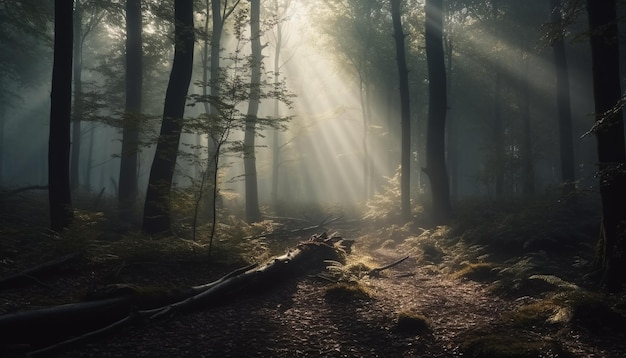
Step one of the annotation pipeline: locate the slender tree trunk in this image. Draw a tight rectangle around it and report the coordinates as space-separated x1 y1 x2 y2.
551 0 576 197
142 0 194 235
0 106 4 185
244 0 262 222
49 0 74 232
70 0 82 192
424 0 451 223
84 123 95 191
586 0 626 293
520 56 535 197
271 18 282 212
493 72 504 198
445 34 458 202
204 0 225 221
391 0 411 221
358 75 371 201
119 0 143 212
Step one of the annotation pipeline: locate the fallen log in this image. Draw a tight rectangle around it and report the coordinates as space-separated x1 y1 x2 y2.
0 233 351 355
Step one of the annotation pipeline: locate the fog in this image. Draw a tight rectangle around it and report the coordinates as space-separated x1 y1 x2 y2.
0 0 602 220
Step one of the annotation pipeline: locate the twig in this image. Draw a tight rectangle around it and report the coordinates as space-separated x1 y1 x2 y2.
369 255 410 277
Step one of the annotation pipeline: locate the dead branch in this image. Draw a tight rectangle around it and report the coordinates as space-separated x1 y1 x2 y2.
369 255 410 277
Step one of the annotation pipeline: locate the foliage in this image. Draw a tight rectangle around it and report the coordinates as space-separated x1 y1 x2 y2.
450 192 600 258
180 1 295 249
363 168 424 223
320 259 372 283
398 226 449 263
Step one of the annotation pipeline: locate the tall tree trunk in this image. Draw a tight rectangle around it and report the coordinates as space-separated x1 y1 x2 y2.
84 123 95 191
519 55 535 197
493 73 504 198
445 34 458 202
271 14 282 213
0 106 4 185
49 0 74 232
142 0 194 235
359 76 370 201
586 0 626 293
390 0 411 221
204 0 225 224
551 0 575 196
118 0 143 213
70 0 82 192
244 0 262 222
424 0 451 223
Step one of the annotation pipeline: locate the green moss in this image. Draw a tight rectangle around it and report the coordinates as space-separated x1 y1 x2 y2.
394 310 431 335
452 263 499 282
324 282 371 301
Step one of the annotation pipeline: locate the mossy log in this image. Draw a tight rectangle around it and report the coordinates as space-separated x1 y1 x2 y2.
0 233 351 355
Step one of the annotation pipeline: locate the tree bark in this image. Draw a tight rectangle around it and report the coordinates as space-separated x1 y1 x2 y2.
0 106 4 185
493 72 504 198
271 5 283 212
390 0 411 221
586 0 626 293
244 0 262 222
70 0 82 192
424 0 451 223
49 0 74 232
551 0 576 196
118 0 143 213
445 34 458 202
519 56 535 197
142 0 194 235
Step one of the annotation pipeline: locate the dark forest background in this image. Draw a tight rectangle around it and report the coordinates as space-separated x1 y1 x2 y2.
1 0 626 291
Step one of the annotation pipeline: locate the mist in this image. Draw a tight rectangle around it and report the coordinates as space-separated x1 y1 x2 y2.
2 1 626 356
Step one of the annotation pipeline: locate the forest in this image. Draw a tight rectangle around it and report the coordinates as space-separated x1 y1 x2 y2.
1 0 626 356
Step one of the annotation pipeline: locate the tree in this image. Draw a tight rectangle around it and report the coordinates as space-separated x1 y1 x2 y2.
204 0 240 226
586 0 626 292
142 0 194 235
70 0 106 192
118 0 143 213
49 0 74 232
550 0 575 196
70 0 82 191
423 0 451 222
268 0 291 212
243 0 262 222
390 0 411 221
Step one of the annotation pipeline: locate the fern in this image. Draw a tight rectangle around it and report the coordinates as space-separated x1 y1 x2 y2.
529 274 580 291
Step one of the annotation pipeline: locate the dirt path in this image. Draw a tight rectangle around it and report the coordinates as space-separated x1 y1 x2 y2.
56 252 516 358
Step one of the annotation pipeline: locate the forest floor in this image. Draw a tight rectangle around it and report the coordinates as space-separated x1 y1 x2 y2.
1 190 626 357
